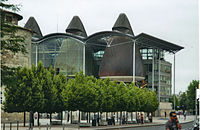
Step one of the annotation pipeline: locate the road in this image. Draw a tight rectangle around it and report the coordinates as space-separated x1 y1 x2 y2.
121 121 194 130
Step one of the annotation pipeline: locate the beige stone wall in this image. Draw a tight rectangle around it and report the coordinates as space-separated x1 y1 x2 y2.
1 27 32 122
1 112 30 123
155 102 173 117
2 28 32 68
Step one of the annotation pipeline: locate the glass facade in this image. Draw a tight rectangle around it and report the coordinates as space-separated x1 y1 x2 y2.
140 49 164 60
32 35 85 76
140 48 172 102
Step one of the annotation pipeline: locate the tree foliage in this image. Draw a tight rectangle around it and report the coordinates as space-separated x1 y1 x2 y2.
4 68 159 114
169 94 180 110
3 62 66 114
64 72 159 113
1 0 27 86
178 80 199 112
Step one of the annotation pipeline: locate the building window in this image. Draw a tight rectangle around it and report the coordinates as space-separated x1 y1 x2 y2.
6 15 12 23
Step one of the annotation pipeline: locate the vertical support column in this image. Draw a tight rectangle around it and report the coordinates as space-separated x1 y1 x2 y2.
195 85 197 120
173 54 175 110
36 44 38 66
158 50 161 117
83 44 85 75
152 48 154 92
133 40 136 83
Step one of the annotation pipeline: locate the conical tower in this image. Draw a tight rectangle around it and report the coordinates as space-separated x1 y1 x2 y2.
66 16 87 38
24 17 43 39
99 13 144 82
112 13 134 36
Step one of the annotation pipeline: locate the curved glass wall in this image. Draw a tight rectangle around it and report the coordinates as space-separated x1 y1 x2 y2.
32 35 85 76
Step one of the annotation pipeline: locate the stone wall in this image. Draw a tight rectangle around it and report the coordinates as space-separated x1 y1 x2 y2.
1 112 30 123
155 102 173 117
2 28 32 68
1 27 32 122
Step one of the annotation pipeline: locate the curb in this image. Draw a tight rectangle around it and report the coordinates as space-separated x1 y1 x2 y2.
94 120 194 130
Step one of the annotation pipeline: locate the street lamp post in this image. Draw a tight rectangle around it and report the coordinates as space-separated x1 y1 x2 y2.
133 40 136 83
152 48 154 92
173 54 176 110
83 43 85 75
158 49 161 117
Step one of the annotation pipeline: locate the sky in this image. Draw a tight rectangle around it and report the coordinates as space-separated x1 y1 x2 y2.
9 0 199 94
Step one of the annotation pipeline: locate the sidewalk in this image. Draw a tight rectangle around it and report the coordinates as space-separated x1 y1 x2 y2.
1 115 195 130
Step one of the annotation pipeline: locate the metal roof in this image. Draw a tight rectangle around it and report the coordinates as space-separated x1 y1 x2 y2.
32 33 85 43
135 33 184 53
66 16 87 38
112 13 134 36
24 17 43 39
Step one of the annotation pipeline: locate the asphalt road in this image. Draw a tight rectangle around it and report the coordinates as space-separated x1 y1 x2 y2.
120 121 194 130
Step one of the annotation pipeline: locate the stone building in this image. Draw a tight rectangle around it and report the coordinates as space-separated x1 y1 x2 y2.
1 9 32 122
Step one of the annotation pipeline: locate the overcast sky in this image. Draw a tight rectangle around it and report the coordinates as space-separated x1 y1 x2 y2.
9 0 199 94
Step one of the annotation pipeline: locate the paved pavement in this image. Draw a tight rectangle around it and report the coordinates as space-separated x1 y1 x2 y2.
1 115 196 130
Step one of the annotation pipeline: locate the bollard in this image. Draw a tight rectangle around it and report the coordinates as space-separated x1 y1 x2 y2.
10 122 12 130
46 123 48 130
31 123 33 130
17 121 19 130
3 123 5 130
63 124 65 130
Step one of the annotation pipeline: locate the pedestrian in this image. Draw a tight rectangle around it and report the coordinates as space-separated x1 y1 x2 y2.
112 115 115 125
34 113 37 120
136 113 141 124
184 113 186 120
141 113 144 124
165 111 182 130
122 115 126 124
165 111 167 118
178 111 181 118
149 113 152 123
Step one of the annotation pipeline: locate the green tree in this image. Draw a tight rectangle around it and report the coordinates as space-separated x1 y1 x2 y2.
179 92 187 109
186 80 199 111
1 0 27 86
169 94 180 110
54 73 67 123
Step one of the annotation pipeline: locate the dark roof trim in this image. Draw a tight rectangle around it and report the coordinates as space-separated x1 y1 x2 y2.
32 33 86 43
135 33 184 53
86 31 134 43
1 9 23 21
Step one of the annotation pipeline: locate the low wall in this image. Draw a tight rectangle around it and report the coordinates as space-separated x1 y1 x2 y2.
1 112 29 123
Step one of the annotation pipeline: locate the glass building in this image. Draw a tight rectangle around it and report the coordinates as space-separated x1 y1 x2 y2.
140 48 172 102
25 13 184 116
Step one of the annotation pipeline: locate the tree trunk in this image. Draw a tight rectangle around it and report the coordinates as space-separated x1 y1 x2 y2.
126 112 128 122
32 112 34 126
50 113 52 125
24 111 26 127
131 112 133 121
71 111 73 124
106 112 108 120
135 112 137 121
38 112 40 126
87 112 88 123
61 111 63 125
120 111 122 125
117 112 118 122
78 111 81 123
67 111 69 122
89 112 90 123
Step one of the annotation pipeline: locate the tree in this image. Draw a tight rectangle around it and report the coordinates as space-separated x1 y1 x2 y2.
54 73 67 124
169 94 180 110
179 92 187 109
186 80 199 111
1 0 27 86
